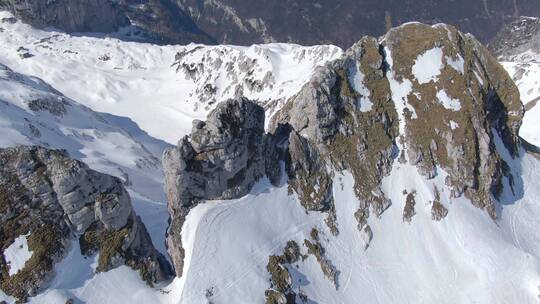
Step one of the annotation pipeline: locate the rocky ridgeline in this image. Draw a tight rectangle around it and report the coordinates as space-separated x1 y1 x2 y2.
490 16 540 114
163 22 524 288
172 44 342 113
0 146 172 301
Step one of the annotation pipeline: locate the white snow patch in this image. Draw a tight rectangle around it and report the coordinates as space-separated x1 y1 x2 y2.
437 90 462 111
501 60 540 146
412 47 444 84
385 46 415 158
4 234 33 276
474 70 484 86
449 120 459 130
446 55 465 74
349 62 374 112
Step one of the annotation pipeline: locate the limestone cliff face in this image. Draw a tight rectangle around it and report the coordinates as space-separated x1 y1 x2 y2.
379 23 523 218
163 23 524 278
0 146 172 301
163 97 271 275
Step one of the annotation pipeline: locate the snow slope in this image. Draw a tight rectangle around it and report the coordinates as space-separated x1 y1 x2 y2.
29 151 540 304
0 11 342 144
500 40 540 147
0 61 171 257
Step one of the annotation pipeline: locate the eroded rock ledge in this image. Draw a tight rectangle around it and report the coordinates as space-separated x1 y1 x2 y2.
163 23 524 278
0 146 172 301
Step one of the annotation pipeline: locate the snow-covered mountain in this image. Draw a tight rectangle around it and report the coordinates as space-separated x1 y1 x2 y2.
1 11 540 304
0 11 341 144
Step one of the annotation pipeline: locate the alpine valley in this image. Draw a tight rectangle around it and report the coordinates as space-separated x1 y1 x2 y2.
0 5 539 304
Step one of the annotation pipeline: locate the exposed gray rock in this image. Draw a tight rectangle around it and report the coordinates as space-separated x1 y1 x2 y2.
163 23 526 283
163 97 270 275
0 146 172 301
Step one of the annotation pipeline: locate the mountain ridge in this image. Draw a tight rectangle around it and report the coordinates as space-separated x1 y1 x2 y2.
0 11 540 304
2 0 540 48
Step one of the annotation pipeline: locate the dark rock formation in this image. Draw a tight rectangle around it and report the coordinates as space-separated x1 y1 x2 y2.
163 97 272 275
0 146 172 301
176 0 540 47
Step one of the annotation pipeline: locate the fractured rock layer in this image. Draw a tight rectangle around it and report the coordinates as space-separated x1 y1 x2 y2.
0 146 172 301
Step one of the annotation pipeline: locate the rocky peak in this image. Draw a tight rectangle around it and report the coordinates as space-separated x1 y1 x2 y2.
273 23 523 220
380 23 522 216
163 23 524 281
163 97 273 275
0 146 172 301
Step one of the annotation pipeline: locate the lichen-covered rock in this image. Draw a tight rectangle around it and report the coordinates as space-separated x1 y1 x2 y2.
163 23 525 282
270 22 523 246
0 146 172 301
163 97 271 275
381 23 523 219
272 36 399 245
264 241 303 304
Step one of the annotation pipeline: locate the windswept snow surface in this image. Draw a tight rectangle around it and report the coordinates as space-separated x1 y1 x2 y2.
4 234 33 276
0 11 342 144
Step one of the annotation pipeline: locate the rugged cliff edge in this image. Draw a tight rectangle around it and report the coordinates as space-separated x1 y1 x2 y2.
0 146 172 301
163 22 524 294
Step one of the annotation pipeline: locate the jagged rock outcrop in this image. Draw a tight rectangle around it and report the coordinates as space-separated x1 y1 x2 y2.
171 44 342 112
0 146 172 301
271 23 523 243
164 23 524 277
163 97 275 275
